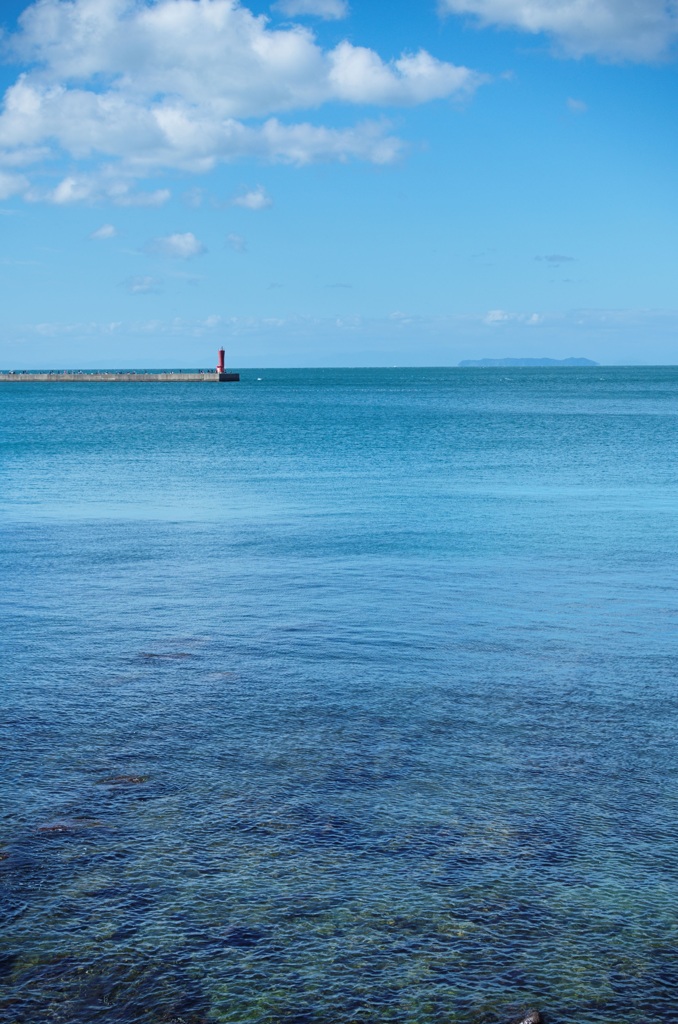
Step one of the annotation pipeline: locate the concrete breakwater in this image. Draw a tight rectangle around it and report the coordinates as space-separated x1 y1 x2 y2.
0 349 239 382
0 370 239 382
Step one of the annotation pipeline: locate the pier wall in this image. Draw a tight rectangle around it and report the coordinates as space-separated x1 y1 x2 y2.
0 371 239 382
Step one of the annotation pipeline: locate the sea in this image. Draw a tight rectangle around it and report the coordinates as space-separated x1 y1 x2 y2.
1 367 677 1024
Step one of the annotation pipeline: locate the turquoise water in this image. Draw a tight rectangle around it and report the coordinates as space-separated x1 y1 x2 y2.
1 367 677 1024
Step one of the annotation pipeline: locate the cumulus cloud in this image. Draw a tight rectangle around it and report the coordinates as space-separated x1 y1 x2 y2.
51 176 96 204
439 0 678 62
148 232 207 259
90 223 117 240
0 0 486 201
232 185 273 209
25 172 171 206
272 0 349 19
327 43 479 104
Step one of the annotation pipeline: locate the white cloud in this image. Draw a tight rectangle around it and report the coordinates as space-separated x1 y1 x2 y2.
125 275 162 294
567 97 588 113
25 172 172 206
226 232 248 252
0 170 28 199
328 43 480 104
272 0 349 19
0 146 52 168
484 308 511 325
51 175 96 204
483 309 544 326
232 185 273 209
0 0 485 200
114 187 171 207
149 232 206 259
90 223 117 240
440 0 678 62
9 308 678 368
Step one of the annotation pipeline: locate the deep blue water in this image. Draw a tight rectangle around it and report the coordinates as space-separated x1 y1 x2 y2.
1 367 677 1024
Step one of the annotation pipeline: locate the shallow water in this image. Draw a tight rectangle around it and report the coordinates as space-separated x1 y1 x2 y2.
1 367 677 1024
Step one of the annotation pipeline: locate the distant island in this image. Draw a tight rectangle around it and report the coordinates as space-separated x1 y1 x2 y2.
458 357 598 367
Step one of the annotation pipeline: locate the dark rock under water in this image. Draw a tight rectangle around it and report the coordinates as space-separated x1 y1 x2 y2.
2 367 677 1024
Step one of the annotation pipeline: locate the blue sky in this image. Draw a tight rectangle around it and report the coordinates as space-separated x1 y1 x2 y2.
0 0 676 367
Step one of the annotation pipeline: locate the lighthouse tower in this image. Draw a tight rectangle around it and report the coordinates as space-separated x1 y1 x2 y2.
216 348 239 382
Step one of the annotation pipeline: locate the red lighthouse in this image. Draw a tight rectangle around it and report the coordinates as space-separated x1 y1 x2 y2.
215 348 239 382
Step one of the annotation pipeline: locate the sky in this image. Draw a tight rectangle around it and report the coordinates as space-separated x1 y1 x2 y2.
0 0 676 368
